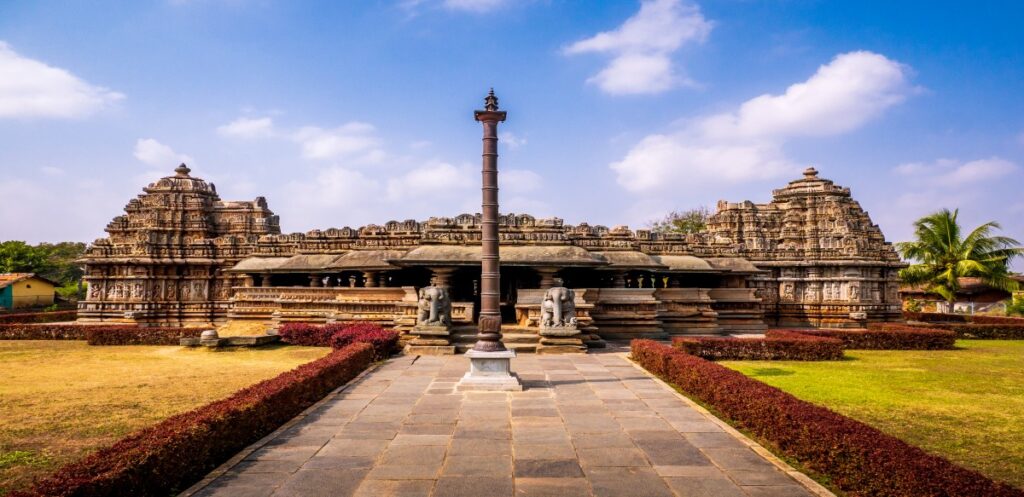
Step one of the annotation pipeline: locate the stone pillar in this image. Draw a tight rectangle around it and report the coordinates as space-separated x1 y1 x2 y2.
243 275 255 287
323 275 334 287
363 271 378 287
309 275 321 287
378 272 388 287
612 272 627 289
459 89 520 391
260 273 272 288
429 268 454 288
537 268 558 289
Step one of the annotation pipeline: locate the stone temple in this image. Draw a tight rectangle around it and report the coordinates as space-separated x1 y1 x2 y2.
78 163 903 353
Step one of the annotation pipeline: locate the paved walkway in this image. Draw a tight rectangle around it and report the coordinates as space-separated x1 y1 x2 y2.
186 351 825 497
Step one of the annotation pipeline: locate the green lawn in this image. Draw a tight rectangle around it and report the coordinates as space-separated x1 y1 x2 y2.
0 341 329 495
722 340 1024 489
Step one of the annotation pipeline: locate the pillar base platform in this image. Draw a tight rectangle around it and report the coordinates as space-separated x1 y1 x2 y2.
456 349 523 391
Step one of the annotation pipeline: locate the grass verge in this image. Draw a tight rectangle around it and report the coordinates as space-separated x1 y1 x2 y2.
0 340 328 495
722 339 1024 489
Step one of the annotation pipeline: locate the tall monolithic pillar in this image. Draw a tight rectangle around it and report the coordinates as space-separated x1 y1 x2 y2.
472 89 508 353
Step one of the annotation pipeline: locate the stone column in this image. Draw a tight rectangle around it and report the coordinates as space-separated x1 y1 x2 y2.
459 89 520 391
612 272 627 288
429 268 454 288
243 275 255 287
378 272 388 288
260 273 272 287
537 268 558 289
309 275 321 287
363 271 378 287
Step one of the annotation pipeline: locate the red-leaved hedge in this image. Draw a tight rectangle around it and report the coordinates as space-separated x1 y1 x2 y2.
0 310 77 324
11 342 375 497
902 311 972 323
85 327 206 345
277 322 346 346
672 330 844 361
793 327 956 350
873 321 1024 340
630 340 1024 497
327 323 399 360
278 322 400 359
0 323 102 340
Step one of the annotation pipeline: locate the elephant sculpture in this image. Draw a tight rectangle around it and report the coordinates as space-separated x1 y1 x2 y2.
417 285 452 327
541 284 577 329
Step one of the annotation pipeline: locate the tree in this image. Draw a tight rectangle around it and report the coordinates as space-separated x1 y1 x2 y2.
0 241 50 275
650 207 711 234
0 241 86 285
897 209 1023 312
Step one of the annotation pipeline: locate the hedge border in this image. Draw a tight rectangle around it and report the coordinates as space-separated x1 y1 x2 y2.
0 310 77 324
672 330 844 361
875 322 1024 340
11 342 375 497
85 327 206 345
631 339 1024 497
795 327 956 350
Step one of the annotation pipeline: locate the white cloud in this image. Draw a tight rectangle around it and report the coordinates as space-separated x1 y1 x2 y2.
612 51 912 193
442 0 509 12
699 51 910 139
499 131 527 149
0 41 124 119
564 0 712 95
894 157 1017 186
217 116 275 138
291 123 384 162
500 168 542 194
386 161 474 200
133 138 194 167
40 166 64 177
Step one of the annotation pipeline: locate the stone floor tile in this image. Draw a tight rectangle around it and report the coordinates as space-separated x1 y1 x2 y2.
302 455 377 470
652 465 729 478
391 434 452 446
741 485 815 497
441 455 512 476
728 469 799 486
367 464 442 480
431 476 513 497
576 447 648 467
513 459 584 478
702 448 778 471
513 477 591 497
400 423 457 435
684 430 749 448
633 438 712 467
513 443 577 460
353 479 435 497
271 468 368 497
380 445 448 466
448 438 513 457
663 477 747 497
571 432 635 449
319 438 390 458
584 466 674 497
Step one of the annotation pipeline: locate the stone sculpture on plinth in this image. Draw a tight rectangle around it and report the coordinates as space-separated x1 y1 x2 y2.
405 283 456 355
538 279 585 353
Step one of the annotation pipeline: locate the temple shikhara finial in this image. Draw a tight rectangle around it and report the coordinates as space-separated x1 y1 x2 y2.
175 163 191 177
484 88 499 112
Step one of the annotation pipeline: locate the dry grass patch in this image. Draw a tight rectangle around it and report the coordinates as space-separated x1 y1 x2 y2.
0 340 329 495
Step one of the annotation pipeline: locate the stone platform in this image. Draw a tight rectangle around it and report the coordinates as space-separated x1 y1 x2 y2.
184 348 830 497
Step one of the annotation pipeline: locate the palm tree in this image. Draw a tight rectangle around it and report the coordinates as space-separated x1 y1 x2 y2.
897 209 1023 313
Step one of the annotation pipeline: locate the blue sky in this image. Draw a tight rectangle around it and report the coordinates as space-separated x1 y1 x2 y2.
2 0 1023 264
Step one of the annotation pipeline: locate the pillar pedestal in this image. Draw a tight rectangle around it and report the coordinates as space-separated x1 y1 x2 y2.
456 350 522 391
